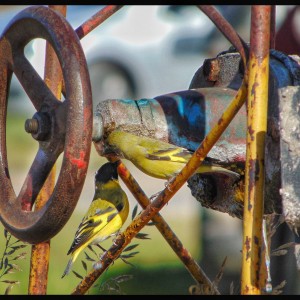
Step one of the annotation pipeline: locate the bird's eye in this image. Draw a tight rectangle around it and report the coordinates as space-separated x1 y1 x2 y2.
116 203 124 212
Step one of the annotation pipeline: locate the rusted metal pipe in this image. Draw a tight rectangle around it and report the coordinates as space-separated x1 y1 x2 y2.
93 87 247 164
75 5 123 40
197 5 249 70
241 5 271 295
270 6 276 49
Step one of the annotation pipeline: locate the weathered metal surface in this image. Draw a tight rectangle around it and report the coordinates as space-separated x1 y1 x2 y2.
279 85 300 272
93 87 247 164
75 5 123 40
188 47 300 218
197 5 248 69
190 48 245 90
0 6 92 244
93 47 300 220
279 87 300 232
190 47 300 91
241 6 271 295
270 6 276 49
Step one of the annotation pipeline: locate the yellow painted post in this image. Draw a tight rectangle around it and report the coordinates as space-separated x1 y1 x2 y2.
241 5 271 295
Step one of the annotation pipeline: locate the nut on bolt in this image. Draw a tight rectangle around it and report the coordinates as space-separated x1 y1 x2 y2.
25 112 51 141
25 118 39 134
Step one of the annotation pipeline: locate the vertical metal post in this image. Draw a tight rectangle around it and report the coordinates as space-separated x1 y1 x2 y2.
241 5 271 295
270 6 276 49
28 5 66 295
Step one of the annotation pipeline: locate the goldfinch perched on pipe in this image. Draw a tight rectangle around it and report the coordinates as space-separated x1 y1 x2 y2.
62 161 129 278
103 130 240 181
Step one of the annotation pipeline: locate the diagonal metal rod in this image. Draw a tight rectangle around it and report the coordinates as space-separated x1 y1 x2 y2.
197 5 249 70
75 5 123 40
61 5 123 96
70 157 220 294
114 158 220 294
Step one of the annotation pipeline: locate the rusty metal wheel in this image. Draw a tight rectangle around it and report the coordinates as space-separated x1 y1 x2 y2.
0 6 93 244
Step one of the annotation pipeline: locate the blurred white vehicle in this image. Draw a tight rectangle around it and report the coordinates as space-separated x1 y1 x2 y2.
0 5 259 113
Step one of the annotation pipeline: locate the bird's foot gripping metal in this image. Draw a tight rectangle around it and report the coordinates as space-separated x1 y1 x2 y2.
0 6 93 244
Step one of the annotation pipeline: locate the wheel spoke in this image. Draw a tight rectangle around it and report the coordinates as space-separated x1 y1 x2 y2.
17 147 60 211
13 53 62 111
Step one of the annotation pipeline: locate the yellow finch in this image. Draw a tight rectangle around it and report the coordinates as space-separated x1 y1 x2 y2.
62 161 129 278
104 130 240 180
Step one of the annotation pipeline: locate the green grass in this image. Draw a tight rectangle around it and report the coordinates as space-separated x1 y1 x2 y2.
0 208 201 295
90 263 197 295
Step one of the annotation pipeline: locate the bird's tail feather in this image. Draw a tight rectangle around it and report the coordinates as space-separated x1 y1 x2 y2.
61 258 74 278
197 165 240 180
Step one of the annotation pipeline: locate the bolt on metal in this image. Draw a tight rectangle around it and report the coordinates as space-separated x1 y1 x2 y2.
25 118 39 134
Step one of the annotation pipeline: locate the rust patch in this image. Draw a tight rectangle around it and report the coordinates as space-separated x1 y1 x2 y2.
21 176 33 210
218 117 223 126
180 248 192 265
117 163 128 178
203 58 220 82
250 6 271 64
249 159 260 182
75 6 122 40
22 202 32 212
247 201 253 211
251 82 259 96
245 236 251 260
247 125 255 141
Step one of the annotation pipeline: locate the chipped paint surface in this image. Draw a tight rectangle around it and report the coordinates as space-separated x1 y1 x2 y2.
241 6 271 295
279 87 300 232
69 151 88 169
95 87 247 163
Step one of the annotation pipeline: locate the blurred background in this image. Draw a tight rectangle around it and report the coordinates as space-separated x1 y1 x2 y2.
0 5 299 295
